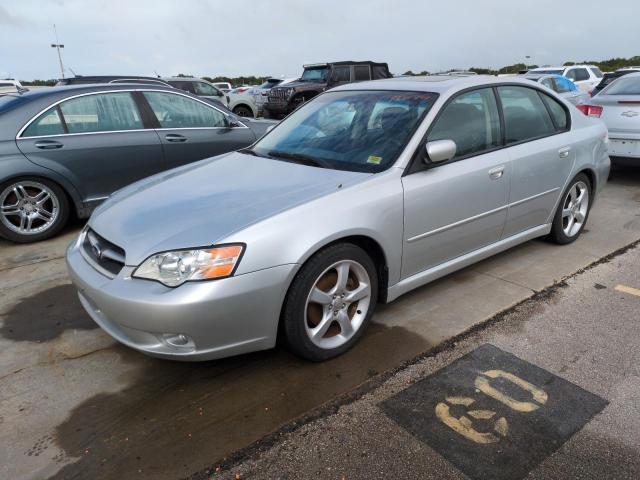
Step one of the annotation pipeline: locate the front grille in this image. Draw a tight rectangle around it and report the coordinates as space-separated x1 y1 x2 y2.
82 228 126 277
268 88 288 101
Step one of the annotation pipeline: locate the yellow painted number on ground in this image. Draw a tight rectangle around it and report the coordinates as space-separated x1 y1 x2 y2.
475 369 548 412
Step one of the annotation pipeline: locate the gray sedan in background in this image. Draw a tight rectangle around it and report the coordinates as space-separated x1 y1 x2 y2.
0 84 275 242
522 73 588 105
67 75 609 362
578 72 640 161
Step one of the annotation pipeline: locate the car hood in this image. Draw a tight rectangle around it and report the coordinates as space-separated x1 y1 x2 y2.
274 80 324 90
90 151 371 265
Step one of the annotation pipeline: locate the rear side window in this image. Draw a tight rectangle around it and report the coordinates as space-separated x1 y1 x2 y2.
59 92 144 133
193 82 220 96
168 81 196 94
428 88 501 159
540 93 569 131
603 75 640 95
143 91 227 128
554 76 576 93
540 78 555 91
22 107 66 137
353 65 371 81
590 67 604 78
331 66 350 82
497 86 555 144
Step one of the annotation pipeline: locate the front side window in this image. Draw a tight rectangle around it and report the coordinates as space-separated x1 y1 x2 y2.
331 66 350 83
602 75 640 95
193 82 220 96
567 68 589 81
498 86 555 144
59 92 143 133
428 88 501 159
354 65 371 81
250 90 437 173
143 91 227 128
22 107 66 137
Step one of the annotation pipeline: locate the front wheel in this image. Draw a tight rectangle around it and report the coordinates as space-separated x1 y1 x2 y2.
281 243 378 361
233 105 254 118
0 178 69 243
548 173 591 245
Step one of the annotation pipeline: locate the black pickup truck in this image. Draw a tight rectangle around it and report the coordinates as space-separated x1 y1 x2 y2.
264 61 392 119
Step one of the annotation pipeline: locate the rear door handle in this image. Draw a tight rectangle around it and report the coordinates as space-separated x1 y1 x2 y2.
488 166 505 180
558 147 571 158
165 134 187 143
34 140 63 150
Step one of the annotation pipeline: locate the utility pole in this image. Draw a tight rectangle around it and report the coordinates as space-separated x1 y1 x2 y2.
51 24 65 79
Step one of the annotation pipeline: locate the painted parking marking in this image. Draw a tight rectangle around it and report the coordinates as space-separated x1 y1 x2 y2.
380 344 608 480
614 284 640 297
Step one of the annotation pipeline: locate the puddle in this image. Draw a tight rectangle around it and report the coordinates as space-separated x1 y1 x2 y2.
1 284 97 342
48 323 430 479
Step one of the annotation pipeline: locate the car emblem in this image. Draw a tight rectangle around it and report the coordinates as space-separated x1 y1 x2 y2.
621 110 639 117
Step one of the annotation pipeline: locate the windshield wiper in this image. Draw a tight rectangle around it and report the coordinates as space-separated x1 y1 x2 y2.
267 150 327 168
238 148 268 158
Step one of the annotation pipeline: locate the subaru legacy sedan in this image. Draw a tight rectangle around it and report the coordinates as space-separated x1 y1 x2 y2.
0 84 275 242
66 76 610 362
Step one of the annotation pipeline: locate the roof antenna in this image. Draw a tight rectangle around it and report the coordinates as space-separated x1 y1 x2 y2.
69 67 78 77
154 70 160 78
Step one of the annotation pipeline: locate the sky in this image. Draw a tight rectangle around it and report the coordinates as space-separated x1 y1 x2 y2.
1 0 638 81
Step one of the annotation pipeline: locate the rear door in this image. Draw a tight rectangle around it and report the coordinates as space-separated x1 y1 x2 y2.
498 85 574 237
16 91 164 205
141 90 256 169
401 88 509 278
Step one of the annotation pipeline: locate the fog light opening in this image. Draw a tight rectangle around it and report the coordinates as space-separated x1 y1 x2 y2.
162 333 195 350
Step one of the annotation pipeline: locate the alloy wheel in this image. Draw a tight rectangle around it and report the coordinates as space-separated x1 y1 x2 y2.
304 260 372 350
561 180 589 238
0 181 60 235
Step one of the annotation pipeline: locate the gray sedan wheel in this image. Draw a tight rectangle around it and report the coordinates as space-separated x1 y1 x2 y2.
549 173 591 245
282 243 378 361
0 178 69 243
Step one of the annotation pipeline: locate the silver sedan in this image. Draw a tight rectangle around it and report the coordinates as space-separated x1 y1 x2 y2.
67 75 610 361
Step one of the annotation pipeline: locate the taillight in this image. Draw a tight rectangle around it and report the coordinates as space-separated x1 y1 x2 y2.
576 104 603 117
234 87 250 94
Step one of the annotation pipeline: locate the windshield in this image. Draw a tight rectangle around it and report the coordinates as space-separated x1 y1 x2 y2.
301 67 329 81
603 75 640 95
259 79 282 89
249 90 438 173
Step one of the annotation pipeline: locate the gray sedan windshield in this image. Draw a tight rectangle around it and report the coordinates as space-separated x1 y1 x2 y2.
250 90 437 173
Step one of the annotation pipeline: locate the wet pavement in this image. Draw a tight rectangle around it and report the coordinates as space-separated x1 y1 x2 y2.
215 242 640 480
1 165 640 479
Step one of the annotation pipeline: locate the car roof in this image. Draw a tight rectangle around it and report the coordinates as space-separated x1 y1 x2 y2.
332 75 539 95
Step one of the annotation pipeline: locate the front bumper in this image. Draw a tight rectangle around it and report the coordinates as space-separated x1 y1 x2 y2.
66 238 297 361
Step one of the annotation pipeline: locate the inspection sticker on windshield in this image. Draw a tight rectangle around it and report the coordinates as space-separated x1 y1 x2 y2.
380 344 608 480
367 155 382 164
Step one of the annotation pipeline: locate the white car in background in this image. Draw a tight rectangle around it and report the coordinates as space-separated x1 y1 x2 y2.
528 65 603 93
227 77 297 118
212 82 233 93
0 79 26 94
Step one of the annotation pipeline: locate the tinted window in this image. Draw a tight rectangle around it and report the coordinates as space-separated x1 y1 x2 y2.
59 93 143 133
590 67 604 78
193 82 220 96
331 66 350 82
428 88 501 159
168 81 196 93
354 65 371 81
540 93 569 131
143 92 227 128
567 68 589 81
533 69 563 75
498 86 555 143
603 75 640 95
22 107 66 137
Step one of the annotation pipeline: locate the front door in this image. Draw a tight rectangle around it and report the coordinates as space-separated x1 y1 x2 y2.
402 88 510 279
141 91 255 169
17 91 164 204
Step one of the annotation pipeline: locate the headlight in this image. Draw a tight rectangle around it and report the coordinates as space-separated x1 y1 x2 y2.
133 244 244 287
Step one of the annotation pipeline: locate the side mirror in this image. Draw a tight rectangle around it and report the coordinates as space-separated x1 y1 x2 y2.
424 139 457 164
225 114 242 128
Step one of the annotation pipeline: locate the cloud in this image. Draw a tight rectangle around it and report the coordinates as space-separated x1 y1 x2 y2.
0 5 28 26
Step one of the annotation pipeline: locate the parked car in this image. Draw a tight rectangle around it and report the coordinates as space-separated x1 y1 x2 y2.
56 75 172 87
528 65 603 93
0 84 276 242
228 78 297 118
577 72 640 162
0 79 27 95
264 61 393 119
212 82 233 93
162 77 229 107
522 73 587 105
66 75 609 362
591 67 640 97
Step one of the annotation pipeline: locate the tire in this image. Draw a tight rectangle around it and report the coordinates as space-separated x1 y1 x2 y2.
281 243 378 361
232 105 254 118
0 177 70 243
548 173 592 245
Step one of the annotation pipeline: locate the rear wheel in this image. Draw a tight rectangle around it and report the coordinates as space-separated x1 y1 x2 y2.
281 243 378 361
548 173 591 244
0 178 69 243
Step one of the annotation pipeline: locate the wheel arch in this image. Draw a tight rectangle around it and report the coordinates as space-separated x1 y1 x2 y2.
232 102 256 117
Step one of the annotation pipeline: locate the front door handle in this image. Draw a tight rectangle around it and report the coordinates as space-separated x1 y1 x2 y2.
165 134 187 143
35 140 63 150
488 166 505 180
558 147 571 158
